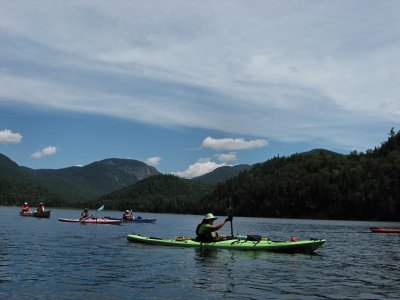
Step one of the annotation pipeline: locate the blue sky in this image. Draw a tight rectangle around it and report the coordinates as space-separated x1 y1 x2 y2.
0 1 399 178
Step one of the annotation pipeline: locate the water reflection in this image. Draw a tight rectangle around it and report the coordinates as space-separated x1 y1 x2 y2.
194 248 218 259
192 249 238 298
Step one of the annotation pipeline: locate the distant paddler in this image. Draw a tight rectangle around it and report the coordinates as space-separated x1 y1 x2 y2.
80 208 92 221
21 202 30 214
36 202 45 213
123 209 134 220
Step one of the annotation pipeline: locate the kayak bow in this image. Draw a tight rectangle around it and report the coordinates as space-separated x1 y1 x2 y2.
370 227 400 233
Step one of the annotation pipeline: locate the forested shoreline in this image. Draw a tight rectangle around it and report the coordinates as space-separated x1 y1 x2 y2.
203 129 400 221
2 129 400 221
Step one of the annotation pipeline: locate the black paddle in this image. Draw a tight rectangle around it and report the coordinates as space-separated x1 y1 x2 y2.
229 198 233 238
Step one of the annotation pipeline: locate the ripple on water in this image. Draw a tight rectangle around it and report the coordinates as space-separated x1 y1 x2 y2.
1 207 400 299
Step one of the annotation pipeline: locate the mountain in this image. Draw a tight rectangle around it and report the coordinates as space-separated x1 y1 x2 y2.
34 158 160 199
193 164 251 184
0 153 63 206
202 129 400 221
2 128 399 221
99 174 214 214
0 155 159 206
0 153 36 182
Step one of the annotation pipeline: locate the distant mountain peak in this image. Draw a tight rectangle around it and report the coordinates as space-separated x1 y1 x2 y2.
0 154 160 201
193 164 251 184
103 158 159 179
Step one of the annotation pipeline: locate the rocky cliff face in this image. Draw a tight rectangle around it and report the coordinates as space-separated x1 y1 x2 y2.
100 158 159 180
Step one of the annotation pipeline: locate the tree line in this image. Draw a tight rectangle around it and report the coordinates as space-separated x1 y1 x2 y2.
203 128 400 221
99 174 214 214
2 128 399 221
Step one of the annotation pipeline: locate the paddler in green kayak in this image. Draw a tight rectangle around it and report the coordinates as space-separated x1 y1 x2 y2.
196 213 233 242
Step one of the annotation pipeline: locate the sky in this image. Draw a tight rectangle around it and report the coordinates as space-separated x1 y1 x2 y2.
1 0 400 178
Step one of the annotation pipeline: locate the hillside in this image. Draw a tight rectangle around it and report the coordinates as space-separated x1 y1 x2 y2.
0 153 63 206
99 174 214 214
193 164 251 184
202 129 400 221
0 156 159 206
2 129 400 221
34 158 159 200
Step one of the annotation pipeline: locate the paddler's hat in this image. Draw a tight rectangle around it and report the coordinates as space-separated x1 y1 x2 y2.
204 213 217 220
24 202 27 205
125 210 130 213
39 202 43 205
84 208 89 211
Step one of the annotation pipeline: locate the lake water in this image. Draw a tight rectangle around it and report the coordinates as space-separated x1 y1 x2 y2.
0 206 399 299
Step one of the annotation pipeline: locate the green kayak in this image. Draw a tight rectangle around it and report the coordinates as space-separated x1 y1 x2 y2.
127 234 325 253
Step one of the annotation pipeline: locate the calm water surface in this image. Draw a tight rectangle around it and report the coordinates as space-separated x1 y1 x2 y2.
0 206 399 299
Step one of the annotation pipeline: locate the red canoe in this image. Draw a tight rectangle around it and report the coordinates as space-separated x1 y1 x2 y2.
370 227 400 233
59 218 122 225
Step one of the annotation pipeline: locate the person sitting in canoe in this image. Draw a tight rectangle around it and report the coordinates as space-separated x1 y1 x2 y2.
36 202 45 213
196 213 233 242
21 202 30 213
80 208 90 220
123 210 133 220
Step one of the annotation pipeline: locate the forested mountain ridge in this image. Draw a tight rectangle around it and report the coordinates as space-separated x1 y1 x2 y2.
0 153 36 182
34 158 160 199
2 129 399 221
0 156 159 206
192 164 251 184
99 174 214 213
0 153 62 205
202 129 400 221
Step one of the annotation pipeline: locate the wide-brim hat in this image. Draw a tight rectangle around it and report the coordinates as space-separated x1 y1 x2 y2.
125 210 130 213
204 213 217 220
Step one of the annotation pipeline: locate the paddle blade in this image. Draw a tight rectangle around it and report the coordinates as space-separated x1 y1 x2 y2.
97 205 104 211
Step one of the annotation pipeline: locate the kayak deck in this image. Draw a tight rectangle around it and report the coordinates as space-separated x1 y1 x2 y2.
127 234 325 253
104 216 156 223
59 218 122 225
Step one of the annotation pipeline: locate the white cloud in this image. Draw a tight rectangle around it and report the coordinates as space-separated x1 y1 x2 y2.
0 129 22 144
31 146 57 159
201 137 268 151
0 1 400 150
146 156 161 167
174 157 228 179
216 152 237 162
